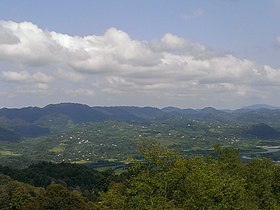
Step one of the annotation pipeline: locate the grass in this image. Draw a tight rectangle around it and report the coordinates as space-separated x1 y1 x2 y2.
73 160 91 164
0 150 22 156
49 147 64 153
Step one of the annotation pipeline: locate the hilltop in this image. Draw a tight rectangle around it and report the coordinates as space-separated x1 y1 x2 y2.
1 103 280 142
1 103 280 169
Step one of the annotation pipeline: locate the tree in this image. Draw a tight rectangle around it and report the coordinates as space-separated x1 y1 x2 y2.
0 180 44 210
98 141 280 209
43 184 88 210
245 159 277 209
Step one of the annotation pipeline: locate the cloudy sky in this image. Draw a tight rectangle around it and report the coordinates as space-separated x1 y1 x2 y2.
0 0 280 109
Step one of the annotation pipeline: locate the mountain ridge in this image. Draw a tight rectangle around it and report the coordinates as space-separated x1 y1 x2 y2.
1 103 280 142
1 102 279 111
241 104 280 110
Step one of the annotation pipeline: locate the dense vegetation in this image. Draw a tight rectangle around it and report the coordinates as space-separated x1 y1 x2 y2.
1 103 280 208
0 162 119 202
1 143 280 209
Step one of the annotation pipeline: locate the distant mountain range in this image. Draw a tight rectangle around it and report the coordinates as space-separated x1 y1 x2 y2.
1 103 280 142
241 104 280 110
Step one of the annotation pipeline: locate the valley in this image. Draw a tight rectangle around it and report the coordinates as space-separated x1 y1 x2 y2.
1 103 280 169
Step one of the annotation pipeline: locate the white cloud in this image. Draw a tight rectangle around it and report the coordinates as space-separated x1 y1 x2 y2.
1 20 280 108
2 71 30 81
151 33 209 58
0 21 63 66
0 24 20 44
1 70 54 94
33 72 54 83
2 70 53 83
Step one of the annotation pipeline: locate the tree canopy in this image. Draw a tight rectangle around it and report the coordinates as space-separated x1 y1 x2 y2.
1 142 280 209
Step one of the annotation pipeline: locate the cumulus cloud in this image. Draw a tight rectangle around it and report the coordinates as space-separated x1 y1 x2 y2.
0 21 63 66
2 71 30 82
150 33 209 58
1 70 54 94
1 20 280 108
0 24 20 44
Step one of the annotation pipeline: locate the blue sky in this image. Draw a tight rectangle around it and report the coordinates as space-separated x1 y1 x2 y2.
0 0 280 109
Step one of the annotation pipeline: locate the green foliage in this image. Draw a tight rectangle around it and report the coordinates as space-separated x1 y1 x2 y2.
0 179 95 210
244 159 277 209
2 143 280 209
98 183 127 210
0 161 116 202
0 180 44 210
98 142 280 209
0 126 21 142
242 123 280 139
43 184 88 210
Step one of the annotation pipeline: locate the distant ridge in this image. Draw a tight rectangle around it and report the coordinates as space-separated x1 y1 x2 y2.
1 102 280 142
241 104 280 110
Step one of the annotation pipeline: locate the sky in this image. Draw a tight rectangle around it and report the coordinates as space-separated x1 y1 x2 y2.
0 0 280 109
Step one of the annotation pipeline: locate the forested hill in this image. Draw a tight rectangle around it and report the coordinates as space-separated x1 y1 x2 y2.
1 103 280 141
1 103 280 124
0 103 166 141
0 103 164 123
1 144 280 209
